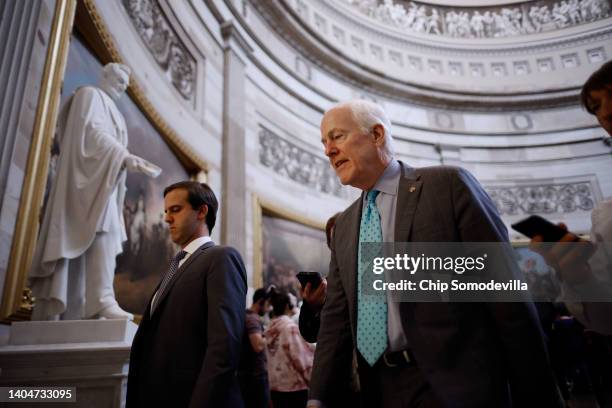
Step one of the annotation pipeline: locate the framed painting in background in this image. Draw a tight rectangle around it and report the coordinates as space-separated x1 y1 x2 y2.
48 34 193 314
261 214 330 295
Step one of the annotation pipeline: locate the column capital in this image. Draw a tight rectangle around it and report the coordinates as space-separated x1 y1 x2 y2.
220 20 253 63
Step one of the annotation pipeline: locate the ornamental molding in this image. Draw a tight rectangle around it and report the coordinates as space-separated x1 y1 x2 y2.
484 178 600 216
344 0 611 39
312 0 612 57
258 126 348 198
122 0 196 102
252 1 592 111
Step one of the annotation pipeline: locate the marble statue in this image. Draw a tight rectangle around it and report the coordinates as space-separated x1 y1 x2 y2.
425 9 441 35
552 2 570 28
404 3 418 28
470 11 485 38
29 63 161 321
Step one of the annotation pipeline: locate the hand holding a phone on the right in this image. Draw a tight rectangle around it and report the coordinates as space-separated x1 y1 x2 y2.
529 223 596 284
302 278 328 313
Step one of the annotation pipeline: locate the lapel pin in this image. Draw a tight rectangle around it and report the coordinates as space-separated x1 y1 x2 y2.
409 186 416 193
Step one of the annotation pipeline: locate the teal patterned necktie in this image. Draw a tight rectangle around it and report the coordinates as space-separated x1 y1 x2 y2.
357 190 388 366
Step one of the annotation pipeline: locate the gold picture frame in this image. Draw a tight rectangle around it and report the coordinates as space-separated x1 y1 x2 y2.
251 193 327 290
1 0 77 322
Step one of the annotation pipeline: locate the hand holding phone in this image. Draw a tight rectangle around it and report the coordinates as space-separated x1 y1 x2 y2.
296 271 323 290
297 271 327 312
514 216 596 284
511 215 569 242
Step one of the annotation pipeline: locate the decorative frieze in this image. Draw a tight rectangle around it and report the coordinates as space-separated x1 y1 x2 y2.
258 127 347 198
561 52 581 68
536 57 555 73
491 62 508 77
332 25 346 44
587 46 607 62
122 0 196 101
343 0 611 39
485 182 596 216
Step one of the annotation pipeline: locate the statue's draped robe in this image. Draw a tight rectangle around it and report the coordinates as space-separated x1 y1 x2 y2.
29 86 129 319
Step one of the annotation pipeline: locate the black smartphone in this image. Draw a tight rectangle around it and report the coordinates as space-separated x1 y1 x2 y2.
511 215 568 242
296 271 323 290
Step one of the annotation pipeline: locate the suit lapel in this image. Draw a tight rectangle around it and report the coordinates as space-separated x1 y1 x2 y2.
395 162 422 242
150 241 215 317
340 196 362 333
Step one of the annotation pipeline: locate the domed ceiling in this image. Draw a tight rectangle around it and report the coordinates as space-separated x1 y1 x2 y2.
254 0 612 110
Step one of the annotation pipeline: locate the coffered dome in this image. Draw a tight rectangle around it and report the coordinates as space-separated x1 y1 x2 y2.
263 0 612 108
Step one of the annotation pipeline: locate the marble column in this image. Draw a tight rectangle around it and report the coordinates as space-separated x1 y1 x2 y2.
0 0 54 303
220 21 252 258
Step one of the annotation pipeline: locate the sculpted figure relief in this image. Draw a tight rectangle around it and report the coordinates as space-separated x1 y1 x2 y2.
29 63 161 321
345 0 610 39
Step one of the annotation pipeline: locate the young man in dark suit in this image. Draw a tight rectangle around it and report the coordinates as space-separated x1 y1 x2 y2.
127 181 247 407
308 100 563 408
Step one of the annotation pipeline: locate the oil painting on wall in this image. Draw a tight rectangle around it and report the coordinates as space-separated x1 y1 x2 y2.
262 215 330 295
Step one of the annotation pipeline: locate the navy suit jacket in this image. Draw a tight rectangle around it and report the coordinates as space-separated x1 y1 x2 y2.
127 241 247 408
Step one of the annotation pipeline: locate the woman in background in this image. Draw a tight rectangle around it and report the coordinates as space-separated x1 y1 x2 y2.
265 290 315 408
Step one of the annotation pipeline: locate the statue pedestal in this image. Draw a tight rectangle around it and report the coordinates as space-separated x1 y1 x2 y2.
0 319 137 408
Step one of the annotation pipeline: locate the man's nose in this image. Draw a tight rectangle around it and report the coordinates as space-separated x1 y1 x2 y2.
325 143 337 157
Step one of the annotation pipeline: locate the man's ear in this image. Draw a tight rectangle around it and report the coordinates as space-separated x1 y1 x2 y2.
198 204 208 220
372 123 386 146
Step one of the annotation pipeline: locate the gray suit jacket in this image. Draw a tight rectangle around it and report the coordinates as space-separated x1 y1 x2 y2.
309 163 563 407
127 241 247 408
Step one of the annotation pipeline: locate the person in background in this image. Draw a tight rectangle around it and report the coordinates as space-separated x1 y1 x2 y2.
239 288 271 408
265 290 315 408
299 213 363 406
530 60 612 336
298 214 337 342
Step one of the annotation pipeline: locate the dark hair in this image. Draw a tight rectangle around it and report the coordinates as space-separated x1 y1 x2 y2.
164 181 218 233
270 290 291 317
252 288 268 304
325 212 341 250
581 60 612 114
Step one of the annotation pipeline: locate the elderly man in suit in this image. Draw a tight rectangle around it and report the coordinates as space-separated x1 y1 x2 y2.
127 181 247 407
308 100 563 408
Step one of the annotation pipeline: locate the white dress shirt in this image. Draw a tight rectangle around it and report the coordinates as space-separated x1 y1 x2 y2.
362 160 409 352
151 235 212 307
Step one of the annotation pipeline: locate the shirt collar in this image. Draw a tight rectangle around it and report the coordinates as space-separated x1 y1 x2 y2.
182 235 212 255
370 159 400 196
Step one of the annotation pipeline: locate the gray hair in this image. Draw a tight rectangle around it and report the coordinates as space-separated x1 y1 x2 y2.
332 100 395 156
103 62 131 78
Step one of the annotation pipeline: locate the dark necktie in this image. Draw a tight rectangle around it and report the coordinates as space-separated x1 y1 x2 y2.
151 250 187 314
